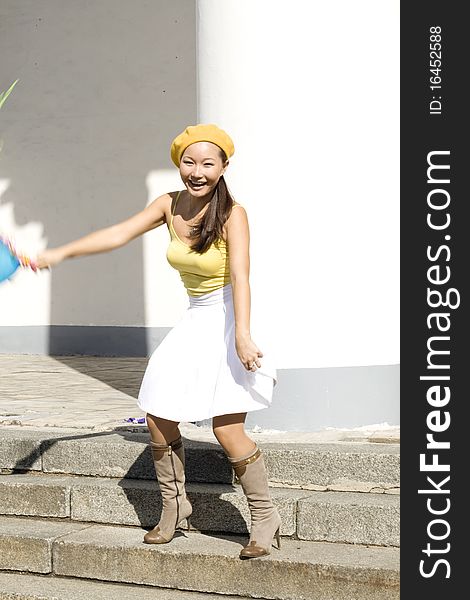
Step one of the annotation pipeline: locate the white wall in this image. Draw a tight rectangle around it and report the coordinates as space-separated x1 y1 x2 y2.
197 0 400 369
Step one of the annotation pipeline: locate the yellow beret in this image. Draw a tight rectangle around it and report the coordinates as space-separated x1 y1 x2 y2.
170 123 235 167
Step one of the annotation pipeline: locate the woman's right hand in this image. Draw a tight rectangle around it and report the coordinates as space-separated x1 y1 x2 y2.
235 333 263 372
34 248 65 270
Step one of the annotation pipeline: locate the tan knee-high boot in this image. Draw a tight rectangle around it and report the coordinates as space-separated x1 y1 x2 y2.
143 435 192 544
229 446 281 559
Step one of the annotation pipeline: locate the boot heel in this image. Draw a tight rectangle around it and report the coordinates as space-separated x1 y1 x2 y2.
274 527 281 550
186 516 192 531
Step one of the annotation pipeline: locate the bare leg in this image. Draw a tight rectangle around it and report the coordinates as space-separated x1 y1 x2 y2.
212 412 256 458
146 413 180 445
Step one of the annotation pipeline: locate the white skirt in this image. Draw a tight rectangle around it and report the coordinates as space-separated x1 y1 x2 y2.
137 283 277 422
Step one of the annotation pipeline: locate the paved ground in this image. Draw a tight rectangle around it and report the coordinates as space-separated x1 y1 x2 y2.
0 354 400 444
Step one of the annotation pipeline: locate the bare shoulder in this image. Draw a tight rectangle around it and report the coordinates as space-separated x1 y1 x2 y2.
153 191 182 224
229 202 248 219
223 202 249 242
227 203 248 222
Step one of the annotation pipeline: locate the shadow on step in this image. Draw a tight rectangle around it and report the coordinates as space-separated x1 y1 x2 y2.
118 435 250 540
10 427 249 543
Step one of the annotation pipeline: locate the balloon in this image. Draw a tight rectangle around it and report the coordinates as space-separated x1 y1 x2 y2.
0 239 20 283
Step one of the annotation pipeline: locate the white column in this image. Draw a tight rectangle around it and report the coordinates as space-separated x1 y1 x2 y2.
196 0 399 369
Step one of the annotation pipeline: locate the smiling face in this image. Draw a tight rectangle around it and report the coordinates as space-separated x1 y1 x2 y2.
179 141 228 199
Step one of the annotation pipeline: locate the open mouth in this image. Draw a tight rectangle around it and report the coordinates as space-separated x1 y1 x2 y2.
188 180 206 190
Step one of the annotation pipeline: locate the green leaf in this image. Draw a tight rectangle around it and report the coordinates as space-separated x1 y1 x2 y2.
0 79 19 109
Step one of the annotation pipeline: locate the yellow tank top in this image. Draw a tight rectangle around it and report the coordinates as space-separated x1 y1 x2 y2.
166 191 233 297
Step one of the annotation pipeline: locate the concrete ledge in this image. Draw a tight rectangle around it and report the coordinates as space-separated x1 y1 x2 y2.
0 475 71 518
297 492 400 546
0 437 42 471
0 572 244 600
0 474 399 546
0 518 87 574
0 516 399 599
262 443 400 488
0 473 401 546
0 429 400 489
0 474 299 538
51 522 399 600
40 436 234 483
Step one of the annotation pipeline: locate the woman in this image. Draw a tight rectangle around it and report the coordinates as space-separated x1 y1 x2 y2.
36 124 279 559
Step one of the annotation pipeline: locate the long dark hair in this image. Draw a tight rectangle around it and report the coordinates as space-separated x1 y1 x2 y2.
188 149 235 253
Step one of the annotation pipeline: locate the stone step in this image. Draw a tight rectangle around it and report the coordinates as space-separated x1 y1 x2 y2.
0 473 399 546
0 572 247 600
0 517 400 600
0 428 400 490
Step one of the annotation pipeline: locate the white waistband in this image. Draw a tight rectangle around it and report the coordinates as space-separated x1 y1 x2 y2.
188 283 233 307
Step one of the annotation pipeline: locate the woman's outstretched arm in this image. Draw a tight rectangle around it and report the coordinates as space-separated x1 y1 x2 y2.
36 193 170 269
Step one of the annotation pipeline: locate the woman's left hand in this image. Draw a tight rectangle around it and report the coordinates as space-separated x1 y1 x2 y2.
236 334 263 372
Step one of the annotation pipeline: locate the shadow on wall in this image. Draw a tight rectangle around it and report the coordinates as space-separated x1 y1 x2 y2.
0 0 197 364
